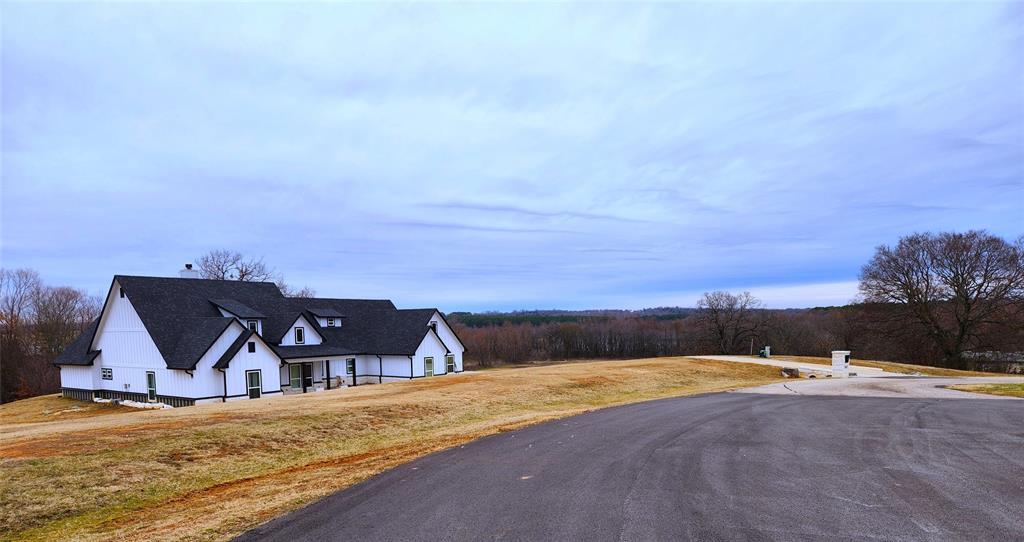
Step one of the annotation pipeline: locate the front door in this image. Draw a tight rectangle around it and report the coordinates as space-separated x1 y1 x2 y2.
301 362 313 392
247 370 262 399
146 371 157 402
346 358 356 386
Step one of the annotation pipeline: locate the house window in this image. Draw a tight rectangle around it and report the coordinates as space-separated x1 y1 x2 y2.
101 368 113 380
247 342 256 353
294 327 305 344
246 370 262 399
424 356 434 377
247 320 258 332
346 358 355 375
289 364 302 389
446 354 455 373
327 318 335 327
119 287 125 298
146 371 157 402
430 321 438 332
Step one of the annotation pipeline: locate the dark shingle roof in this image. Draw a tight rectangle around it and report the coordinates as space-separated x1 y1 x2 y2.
65 275 453 369
308 307 346 318
210 299 267 319
167 317 236 370
273 343 359 359
214 329 254 369
274 308 444 357
117 276 284 370
54 319 101 366
379 309 446 355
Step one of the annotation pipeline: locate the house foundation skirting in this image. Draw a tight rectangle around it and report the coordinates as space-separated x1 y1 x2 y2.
61 387 196 407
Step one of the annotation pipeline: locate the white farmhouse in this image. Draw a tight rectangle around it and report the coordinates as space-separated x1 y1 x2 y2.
55 270 465 406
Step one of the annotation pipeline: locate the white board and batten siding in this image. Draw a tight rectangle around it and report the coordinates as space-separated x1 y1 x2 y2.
430 311 465 372
60 365 98 390
413 331 450 377
278 315 322 346
217 329 283 403
379 355 413 382
90 280 189 398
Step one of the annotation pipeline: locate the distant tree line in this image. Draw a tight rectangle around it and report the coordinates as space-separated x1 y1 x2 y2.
454 231 1024 370
0 269 101 403
2 232 1021 403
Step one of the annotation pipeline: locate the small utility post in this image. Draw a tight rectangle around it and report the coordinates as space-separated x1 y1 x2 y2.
750 337 754 356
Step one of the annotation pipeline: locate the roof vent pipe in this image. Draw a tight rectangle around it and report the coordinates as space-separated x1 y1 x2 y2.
179 263 200 279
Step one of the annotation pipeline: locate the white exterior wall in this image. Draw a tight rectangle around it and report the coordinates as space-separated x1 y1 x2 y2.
59 365 97 390
279 315 322 346
316 317 343 329
352 355 383 384
221 334 284 399
431 311 465 372
380 355 413 380
92 280 165 370
97 365 201 399
413 331 450 377
85 280 181 397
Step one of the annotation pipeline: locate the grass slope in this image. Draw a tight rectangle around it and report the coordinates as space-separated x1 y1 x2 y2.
744 355 998 377
0 394 134 424
0 357 781 542
947 383 1024 398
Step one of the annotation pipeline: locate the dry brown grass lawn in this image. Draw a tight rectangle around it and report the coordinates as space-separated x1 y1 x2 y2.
740 355 998 377
946 383 1024 398
0 394 135 424
0 356 781 542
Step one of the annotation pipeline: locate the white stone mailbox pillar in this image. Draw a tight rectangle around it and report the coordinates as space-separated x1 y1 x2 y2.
831 350 851 378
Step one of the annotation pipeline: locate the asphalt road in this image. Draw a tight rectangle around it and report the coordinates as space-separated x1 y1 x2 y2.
236 389 1024 542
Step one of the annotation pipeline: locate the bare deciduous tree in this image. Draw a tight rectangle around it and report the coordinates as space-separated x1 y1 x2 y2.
0 268 42 330
196 250 277 282
1 269 100 403
277 282 316 298
32 286 101 355
696 291 763 354
196 250 315 298
859 231 1024 367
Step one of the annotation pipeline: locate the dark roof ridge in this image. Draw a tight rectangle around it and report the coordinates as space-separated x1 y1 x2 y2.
302 296 395 303
114 274 280 286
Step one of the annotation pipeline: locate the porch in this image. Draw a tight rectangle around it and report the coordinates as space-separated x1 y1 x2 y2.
280 357 358 394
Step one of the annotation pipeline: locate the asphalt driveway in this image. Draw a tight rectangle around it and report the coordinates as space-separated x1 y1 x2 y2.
236 386 1023 542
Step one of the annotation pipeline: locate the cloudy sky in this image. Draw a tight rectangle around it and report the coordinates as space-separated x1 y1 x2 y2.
2 2 1022 311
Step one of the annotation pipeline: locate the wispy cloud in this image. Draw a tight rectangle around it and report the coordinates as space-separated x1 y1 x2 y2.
1 2 1021 311
383 220 580 235
420 202 650 223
